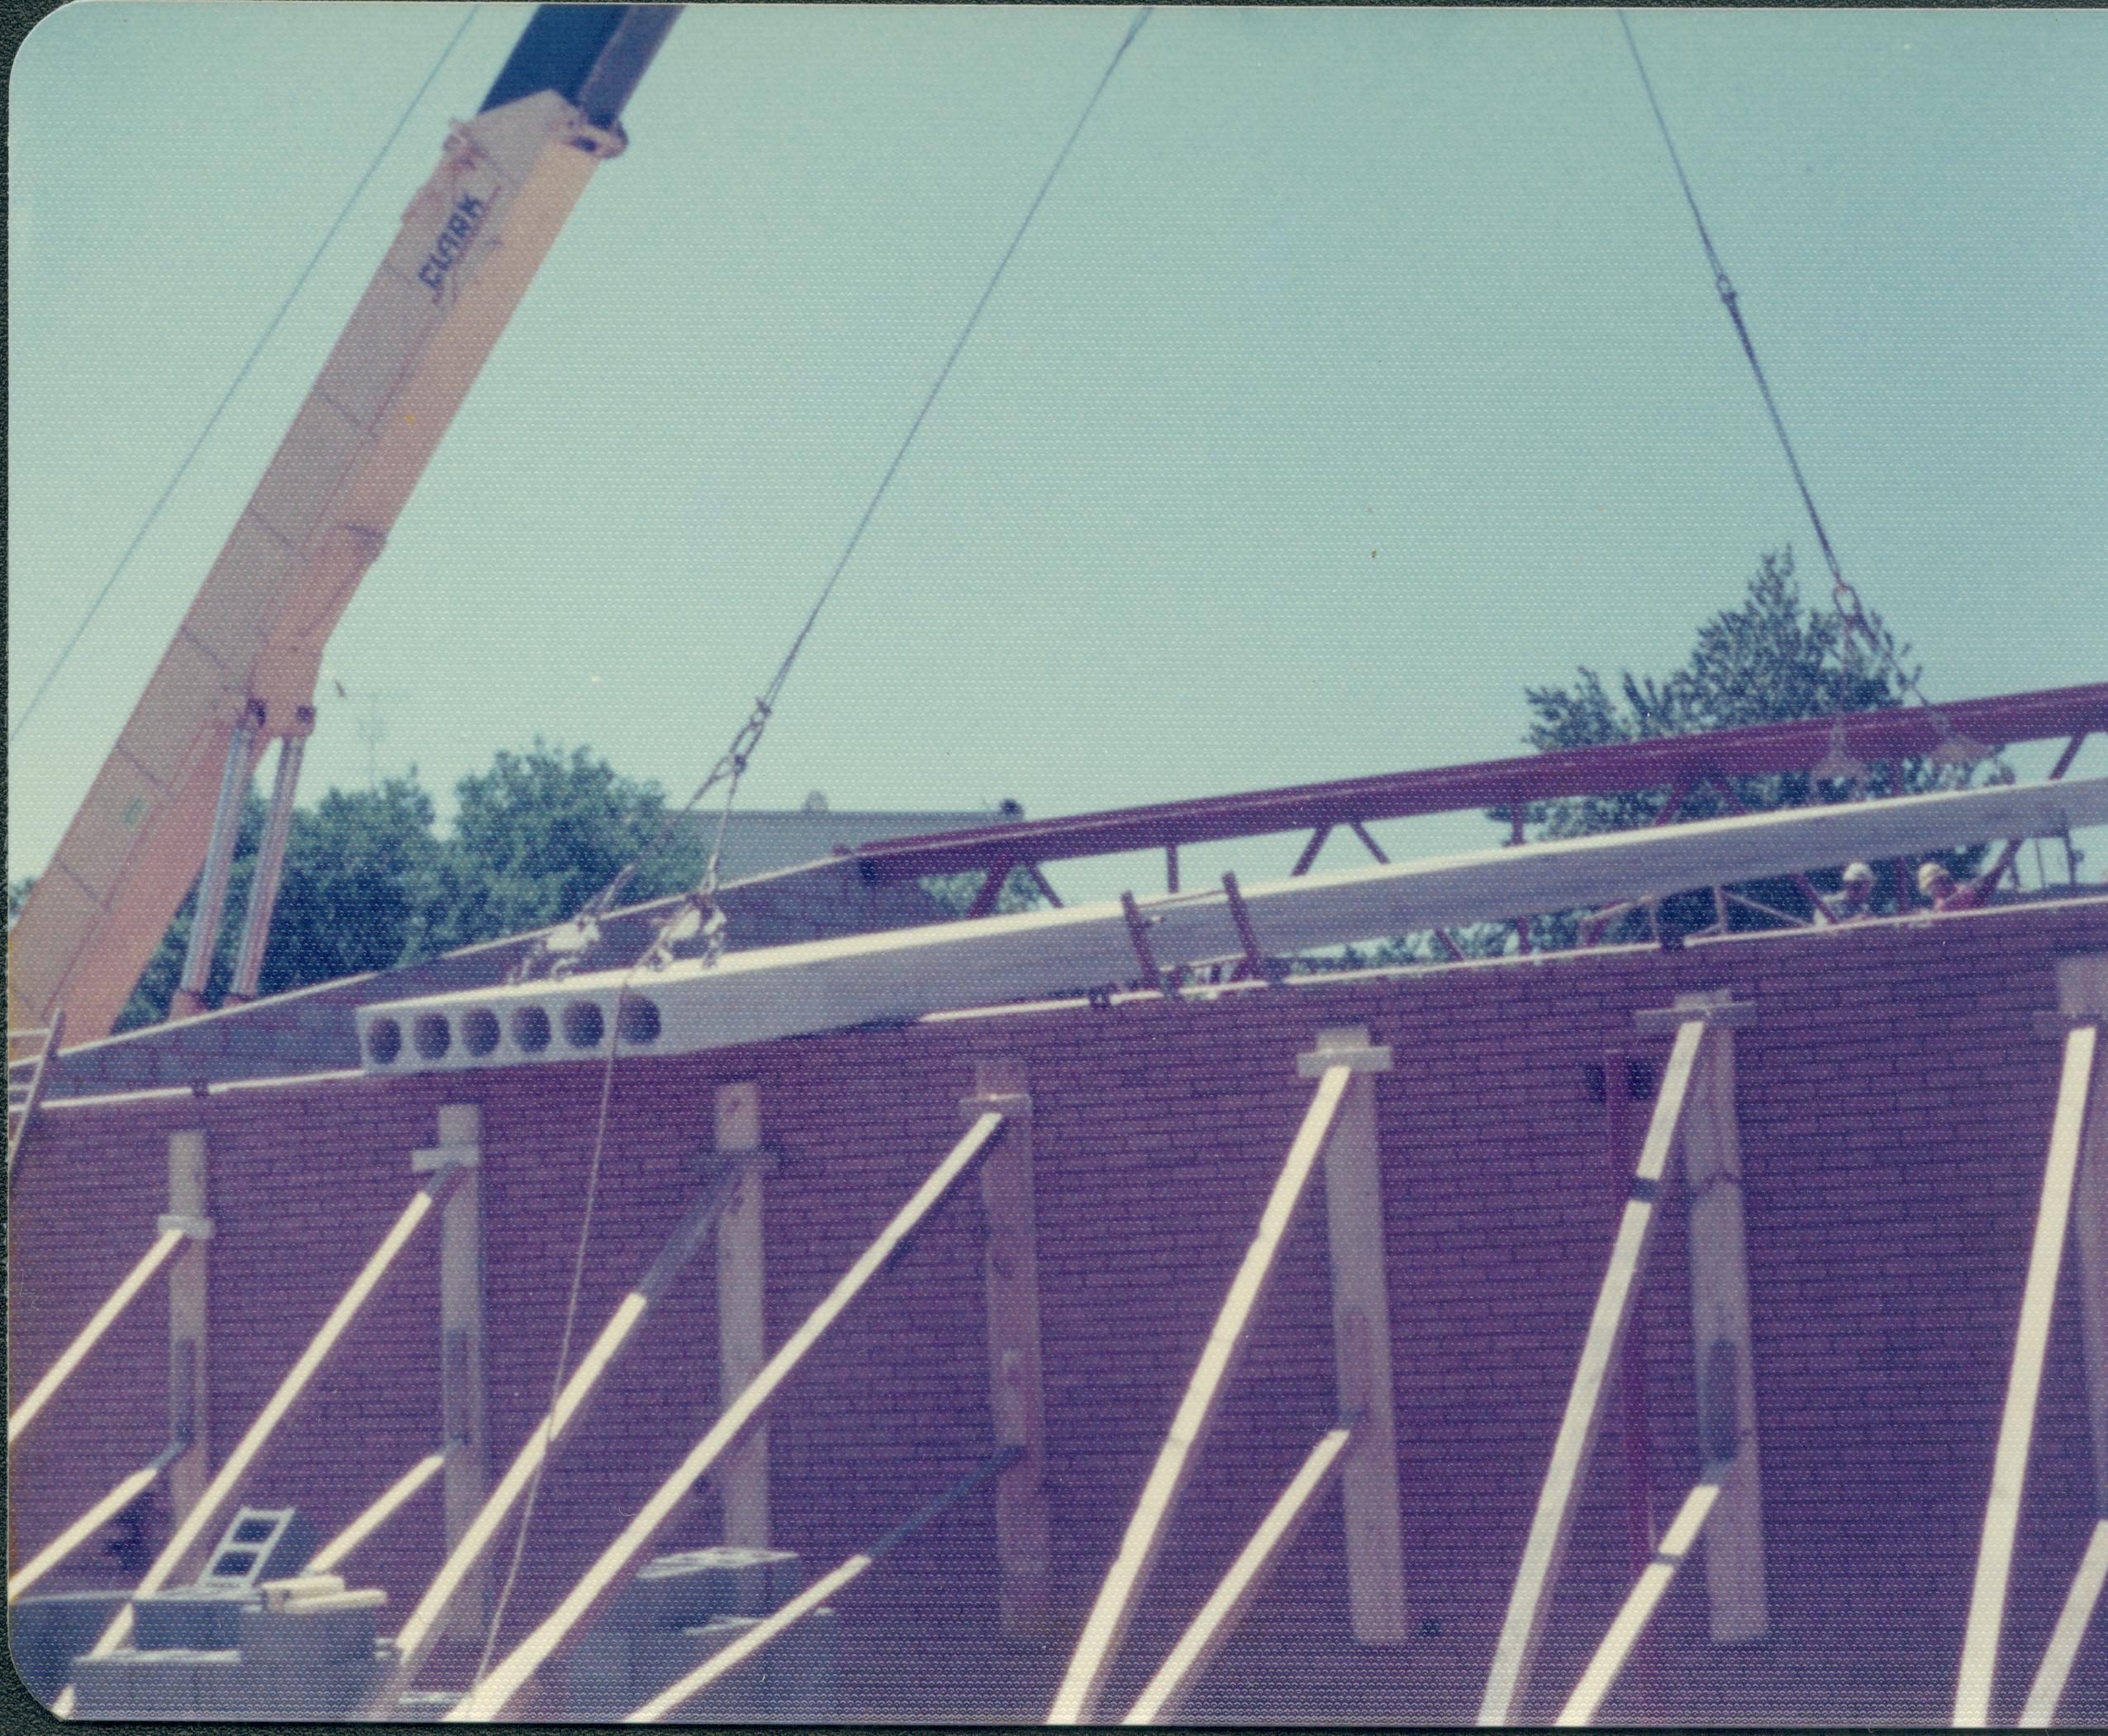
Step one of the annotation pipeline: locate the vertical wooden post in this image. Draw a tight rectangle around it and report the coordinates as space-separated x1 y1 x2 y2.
2057 956 2108 1507
1669 991 1768 1644
425 1105 485 1639
1299 1026 1408 1643
165 1130 211 1523
1602 1053 1657 1579
964 1056 1052 1632
716 1082 769 1548
1603 1049 1659 1715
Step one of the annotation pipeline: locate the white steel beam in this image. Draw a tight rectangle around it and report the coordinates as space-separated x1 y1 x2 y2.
1554 1480 1720 1727
1122 1426 1355 1726
1954 1022 2100 1726
357 776 2108 1077
1049 1067 1354 1725
1477 1019 1711 1727
2017 1519 2108 1727
9 1229 186 1445
443 1113 1008 1722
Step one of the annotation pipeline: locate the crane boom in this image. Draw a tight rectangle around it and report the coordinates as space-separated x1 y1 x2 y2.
8 7 675 1043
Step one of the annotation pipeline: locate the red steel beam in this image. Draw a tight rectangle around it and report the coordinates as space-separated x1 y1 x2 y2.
845 686 2108 882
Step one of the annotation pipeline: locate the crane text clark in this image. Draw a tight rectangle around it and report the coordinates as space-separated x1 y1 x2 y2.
416 194 490 302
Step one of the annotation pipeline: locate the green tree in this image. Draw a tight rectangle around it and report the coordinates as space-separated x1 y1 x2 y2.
259 778 450 992
918 866 1045 918
115 777 447 1030
111 742 706 1029
1495 547 1974 944
426 740 705 951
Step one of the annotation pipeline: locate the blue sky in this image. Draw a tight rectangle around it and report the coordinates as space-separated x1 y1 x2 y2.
10 5 2105 901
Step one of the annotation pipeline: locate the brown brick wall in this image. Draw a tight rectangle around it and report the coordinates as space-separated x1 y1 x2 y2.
11 895 2108 1723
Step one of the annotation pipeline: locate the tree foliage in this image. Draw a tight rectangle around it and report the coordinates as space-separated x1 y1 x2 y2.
107 742 706 1030
1496 547 1973 942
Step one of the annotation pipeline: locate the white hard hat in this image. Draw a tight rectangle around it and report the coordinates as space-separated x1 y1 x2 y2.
1841 862 1874 885
1918 860 1949 892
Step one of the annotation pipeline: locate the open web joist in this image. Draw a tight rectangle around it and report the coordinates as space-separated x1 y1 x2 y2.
359 775 2108 1077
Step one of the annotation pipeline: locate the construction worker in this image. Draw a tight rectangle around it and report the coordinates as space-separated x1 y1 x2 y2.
1836 861 1877 919
1918 840 2022 913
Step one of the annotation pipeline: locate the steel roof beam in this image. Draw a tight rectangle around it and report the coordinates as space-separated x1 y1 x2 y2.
843 685 2107 881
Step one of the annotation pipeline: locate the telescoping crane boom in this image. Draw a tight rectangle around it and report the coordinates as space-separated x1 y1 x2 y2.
7 6 676 1044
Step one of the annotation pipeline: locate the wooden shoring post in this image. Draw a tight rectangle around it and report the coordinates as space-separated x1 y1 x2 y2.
1048 1065 1354 1725
374 1153 760 1710
626 1445 1020 1724
1121 1426 1355 1725
1166 844 1179 894
422 1106 484 1638
965 1057 1052 1632
167 1129 212 1522
1648 991 1768 1645
1299 1026 1408 1643
2057 957 2108 1514
1476 1017 1711 1727
9 1228 188 1446
630 1553 872 1724
1553 1480 1721 1727
2010 954 2108 1729
309 1450 450 1577
1349 821 1390 865
79 1158 469 1668
1953 1015 2100 1727
9 1444 185 1604
716 1083 771 1548
2018 1518 2108 1727
443 1113 1009 1722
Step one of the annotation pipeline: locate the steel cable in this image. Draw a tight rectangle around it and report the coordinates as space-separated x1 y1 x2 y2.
7 7 485 745
469 10 1156 1690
